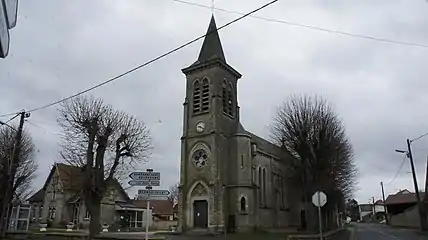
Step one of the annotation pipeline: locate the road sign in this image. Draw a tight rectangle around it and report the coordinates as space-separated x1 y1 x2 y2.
129 171 160 181
128 180 160 186
0 0 10 58
312 191 327 207
138 189 170 196
137 195 168 201
312 191 327 240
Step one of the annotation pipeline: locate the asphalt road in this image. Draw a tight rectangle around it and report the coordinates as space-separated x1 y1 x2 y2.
355 223 428 240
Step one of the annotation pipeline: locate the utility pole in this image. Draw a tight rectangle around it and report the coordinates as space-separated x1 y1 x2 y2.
0 111 29 235
406 138 426 231
380 182 389 224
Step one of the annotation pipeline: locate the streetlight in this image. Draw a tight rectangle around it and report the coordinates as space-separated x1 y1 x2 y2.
394 138 426 231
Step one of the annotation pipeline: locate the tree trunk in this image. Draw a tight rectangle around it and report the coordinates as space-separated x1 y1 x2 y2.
87 196 101 239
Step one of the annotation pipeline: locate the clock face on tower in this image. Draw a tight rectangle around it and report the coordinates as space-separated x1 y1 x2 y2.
196 121 205 133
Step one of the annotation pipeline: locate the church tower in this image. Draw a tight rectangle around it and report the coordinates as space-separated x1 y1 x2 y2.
177 15 243 233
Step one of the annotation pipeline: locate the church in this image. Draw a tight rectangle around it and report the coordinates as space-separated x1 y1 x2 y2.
177 16 301 233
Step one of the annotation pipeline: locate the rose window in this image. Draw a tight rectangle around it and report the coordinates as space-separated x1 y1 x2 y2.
192 149 208 168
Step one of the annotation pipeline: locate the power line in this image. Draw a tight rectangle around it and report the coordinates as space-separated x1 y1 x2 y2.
386 155 406 185
25 119 65 137
0 0 279 117
0 111 21 118
411 132 428 142
171 0 428 49
3 113 20 124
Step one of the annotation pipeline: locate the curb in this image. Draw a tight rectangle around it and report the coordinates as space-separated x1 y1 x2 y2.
286 227 345 239
348 227 355 240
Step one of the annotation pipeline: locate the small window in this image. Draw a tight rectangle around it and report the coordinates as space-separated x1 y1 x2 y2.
262 168 267 207
85 209 90 219
240 155 244 168
240 197 246 212
39 206 43 219
258 167 262 206
49 207 56 220
227 83 233 116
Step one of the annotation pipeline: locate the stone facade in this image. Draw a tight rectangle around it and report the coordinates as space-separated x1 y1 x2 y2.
177 16 300 233
28 163 131 228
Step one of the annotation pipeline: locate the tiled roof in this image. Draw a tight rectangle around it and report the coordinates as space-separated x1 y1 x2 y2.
386 191 426 205
56 163 85 191
132 200 173 215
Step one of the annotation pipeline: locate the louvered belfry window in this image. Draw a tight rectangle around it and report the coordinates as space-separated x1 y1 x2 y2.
201 78 210 112
193 78 210 114
193 80 201 114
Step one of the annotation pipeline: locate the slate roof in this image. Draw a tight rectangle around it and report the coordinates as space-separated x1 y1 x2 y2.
197 15 226 64
235 122 283 159
132 199 174 215
27 189 45 203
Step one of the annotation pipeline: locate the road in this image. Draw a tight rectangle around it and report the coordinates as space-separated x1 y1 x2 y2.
355 223 428 240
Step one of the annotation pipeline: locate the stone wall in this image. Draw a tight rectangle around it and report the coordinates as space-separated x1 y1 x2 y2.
153 220 178 230
389 205 421 228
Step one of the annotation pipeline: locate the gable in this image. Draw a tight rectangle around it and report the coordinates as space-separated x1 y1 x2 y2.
103 178 130 202
42 164 63 193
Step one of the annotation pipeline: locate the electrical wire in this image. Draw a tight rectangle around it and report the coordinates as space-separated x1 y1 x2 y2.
0 111 21 118
3 113 20 124
171 0 428 49
25 120 64 137
0 0 279 117
411 132 428 143
386 155 406 185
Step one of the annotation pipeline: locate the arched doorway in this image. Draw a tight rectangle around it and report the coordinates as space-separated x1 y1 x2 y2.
187 182 209 229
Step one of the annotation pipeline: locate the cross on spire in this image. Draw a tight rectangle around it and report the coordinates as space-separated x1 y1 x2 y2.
211 0 215 14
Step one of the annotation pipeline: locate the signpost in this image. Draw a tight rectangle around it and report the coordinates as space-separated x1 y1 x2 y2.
312 191 327 240
128 169 170 240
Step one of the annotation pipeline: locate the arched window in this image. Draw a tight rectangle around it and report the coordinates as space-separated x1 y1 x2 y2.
258 167 262 206
201 78 210 112
262 168 267 207
282 177 286 208
240 197 246 212
227 82 233 116
193 80 201 114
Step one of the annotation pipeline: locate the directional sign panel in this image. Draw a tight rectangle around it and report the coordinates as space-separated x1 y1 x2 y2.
137 195 168 201
129 172 160 181
138 189 170 196
128 180 160 187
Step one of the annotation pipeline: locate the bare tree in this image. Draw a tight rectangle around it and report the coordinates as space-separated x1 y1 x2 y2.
270 94 358 232
167 183 179 205
0 126 37 230
58 96 152 237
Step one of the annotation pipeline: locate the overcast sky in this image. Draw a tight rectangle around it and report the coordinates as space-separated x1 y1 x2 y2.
1 0 428 204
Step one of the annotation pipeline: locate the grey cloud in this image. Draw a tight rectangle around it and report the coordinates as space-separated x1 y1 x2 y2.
1 0 428 203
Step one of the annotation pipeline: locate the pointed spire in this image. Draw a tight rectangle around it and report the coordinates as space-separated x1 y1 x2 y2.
197 15 226 63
